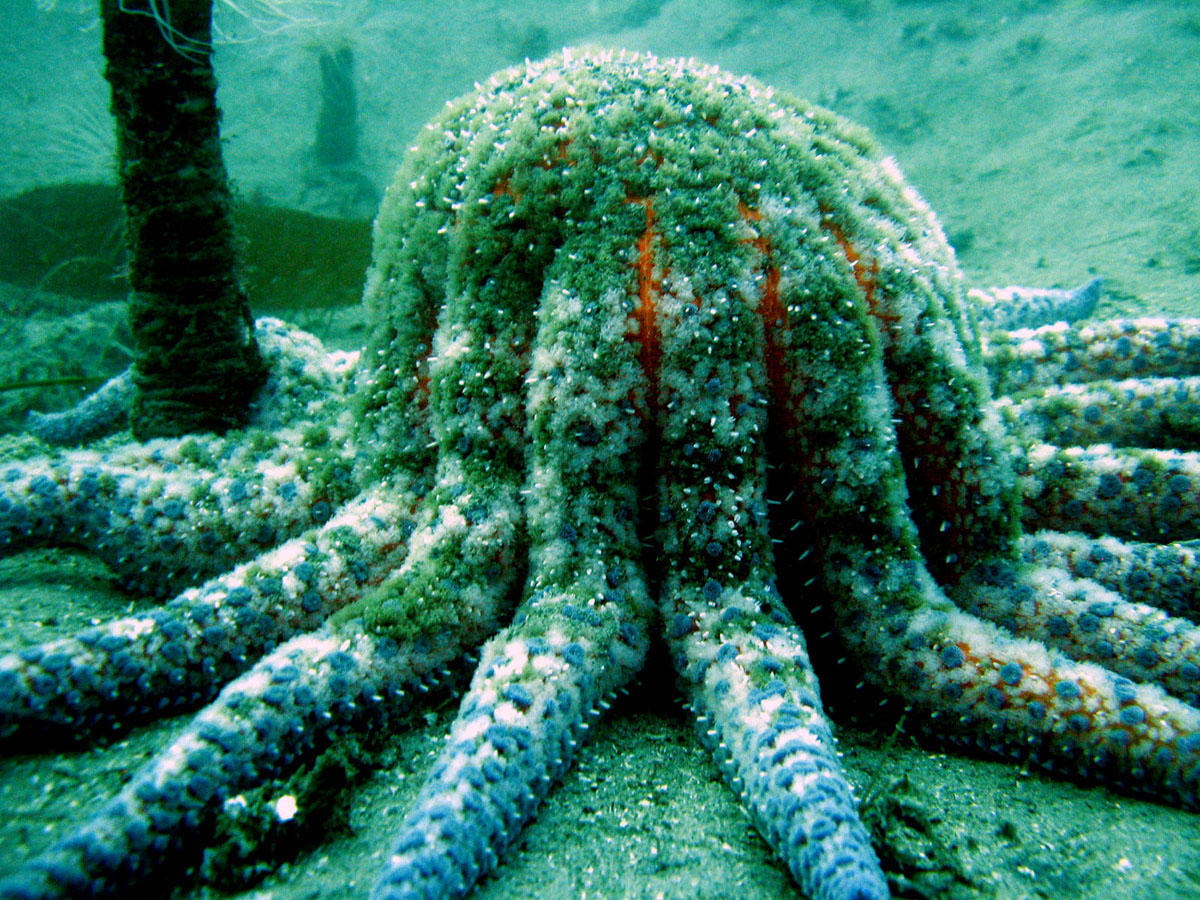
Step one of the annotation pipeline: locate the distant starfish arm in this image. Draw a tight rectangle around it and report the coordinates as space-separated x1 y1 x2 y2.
968 277 1101 331
958 562 1200 703
26 367 133 446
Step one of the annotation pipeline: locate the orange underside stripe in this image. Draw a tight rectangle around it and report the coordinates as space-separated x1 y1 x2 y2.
738 202 788 416
628 194 662 413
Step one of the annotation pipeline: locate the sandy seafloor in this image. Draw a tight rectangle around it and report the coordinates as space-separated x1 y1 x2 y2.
2 1 1200 898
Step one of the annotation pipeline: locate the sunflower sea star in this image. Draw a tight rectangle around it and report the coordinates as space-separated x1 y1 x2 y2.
3 49 1200 900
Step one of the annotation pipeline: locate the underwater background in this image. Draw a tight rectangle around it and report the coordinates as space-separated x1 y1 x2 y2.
1 1 1198 898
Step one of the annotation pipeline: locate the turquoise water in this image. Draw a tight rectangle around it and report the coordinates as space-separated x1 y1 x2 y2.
1 2 1199 898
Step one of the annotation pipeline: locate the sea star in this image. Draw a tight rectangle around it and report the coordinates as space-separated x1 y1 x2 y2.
2 49 1199 900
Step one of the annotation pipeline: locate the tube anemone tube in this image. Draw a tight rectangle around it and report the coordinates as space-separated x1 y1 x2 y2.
100 0 265 439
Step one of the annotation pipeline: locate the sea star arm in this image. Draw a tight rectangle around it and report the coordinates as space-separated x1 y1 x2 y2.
370 512 650 900
25 368 134 446
1018 443 1200 542
341 304 539 900
0 439 353 598
1020 530 1200 619
3 321 362 598
680 606 888 900
373 247 654 899
777 143 1024 590
0 617 474 900
21 318 348 447
958 562 1200 703
995 375 1200 448
871 602 1200 806
653 269 887 900
0 488 416 745
967 278 1101 331
984 316 1200 393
